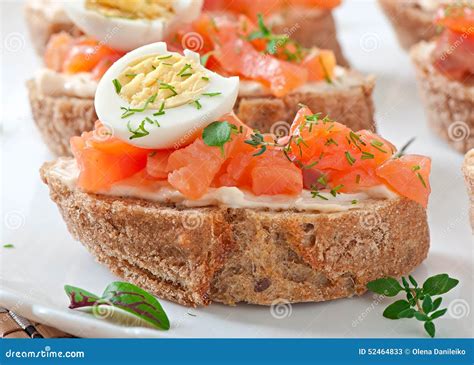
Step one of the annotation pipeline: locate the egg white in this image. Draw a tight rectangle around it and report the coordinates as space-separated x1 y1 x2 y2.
63 0 203 52
95 42 239 149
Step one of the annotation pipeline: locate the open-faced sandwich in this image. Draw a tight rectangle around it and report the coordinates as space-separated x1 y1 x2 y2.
25 0 348 65
379 0 446 50
411 2 473 153
41 42 431 307
27 0 204 155
464 149 474 228
175 14 376 133
28 7 375 156
202 0 349 66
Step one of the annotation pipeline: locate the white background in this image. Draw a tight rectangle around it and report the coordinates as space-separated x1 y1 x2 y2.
1 0 473 338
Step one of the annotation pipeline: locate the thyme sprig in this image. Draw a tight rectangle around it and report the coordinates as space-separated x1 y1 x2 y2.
367 273 459 338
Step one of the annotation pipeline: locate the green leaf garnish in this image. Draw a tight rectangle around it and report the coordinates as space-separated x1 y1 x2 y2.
423 274 459 295
202 121 240 155
367 273 459 338
157 54 172 60
3 244 14 248
383 300 410 319
366 277 403 297
64 282 170 330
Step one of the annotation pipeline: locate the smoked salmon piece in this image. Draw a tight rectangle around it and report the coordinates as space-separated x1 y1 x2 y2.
71 122 150 192
70 111 431 207
44 34 123 79
376 155 431 208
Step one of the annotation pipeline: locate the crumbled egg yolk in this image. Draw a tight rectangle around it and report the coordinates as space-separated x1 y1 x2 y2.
86 0 174 20
118 53 210 109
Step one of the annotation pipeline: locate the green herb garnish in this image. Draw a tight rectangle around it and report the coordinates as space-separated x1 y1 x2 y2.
201 76 210 81
127 120 149 139
202 92 222 97
157 54 172 60
64 282 170 330
190 99 202 110
361 151 375 160
153 102 166 116
330 184 344 197
177 63 192 77
310 185 329 200
202 121 240 156
367 273 459 338
345 151 356 166
370 139 388 153
112 79 122 94
159 82 178 98
121 93 158 119
3 244 14 248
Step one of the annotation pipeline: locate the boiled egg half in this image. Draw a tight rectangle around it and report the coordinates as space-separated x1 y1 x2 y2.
64 0 203 51
95 42 239 149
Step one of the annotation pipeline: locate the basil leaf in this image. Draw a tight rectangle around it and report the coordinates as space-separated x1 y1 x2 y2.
383 300 410 319
430 308 447 320
424 321 435 338
102 282 170 330
423 274 459 295
422 295 433 314
203 121 232 152
64 285 100 309
367 277 403 297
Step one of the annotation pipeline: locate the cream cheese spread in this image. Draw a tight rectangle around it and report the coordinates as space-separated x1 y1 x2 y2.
50 158 398 213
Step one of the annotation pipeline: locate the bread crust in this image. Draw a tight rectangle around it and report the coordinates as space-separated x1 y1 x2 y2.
463 149 474 228
411 42 474 153
24 1 82 55
378 0 438 50
236 72 376 133
40 158 430 307
27 79 97 156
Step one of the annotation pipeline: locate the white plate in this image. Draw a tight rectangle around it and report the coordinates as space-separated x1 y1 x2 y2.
1 0 472 338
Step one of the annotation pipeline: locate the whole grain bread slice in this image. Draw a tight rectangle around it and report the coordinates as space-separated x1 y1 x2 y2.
463 149 474 229
378 0 438 51
411 42 474 153
40 158 430 307
27 80 97 156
